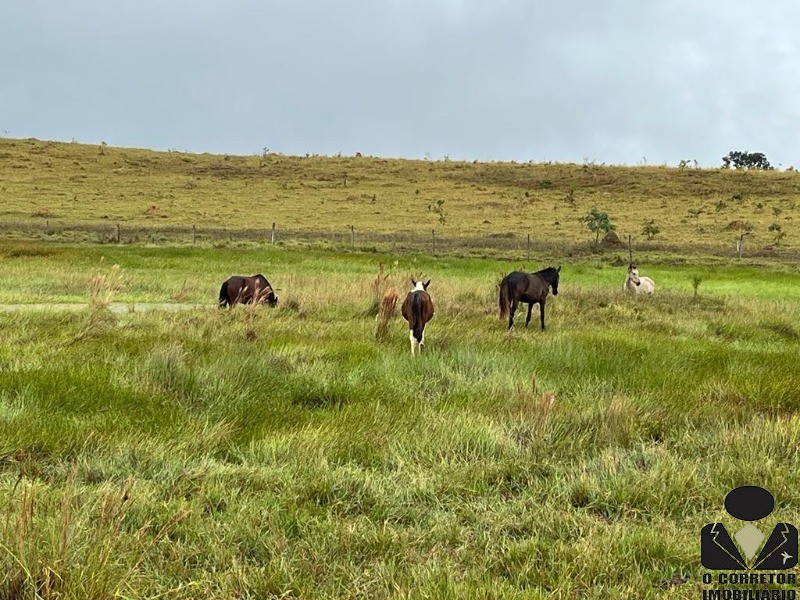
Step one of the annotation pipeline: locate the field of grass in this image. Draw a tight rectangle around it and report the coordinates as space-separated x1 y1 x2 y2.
1 242 800 598
2 137 800 254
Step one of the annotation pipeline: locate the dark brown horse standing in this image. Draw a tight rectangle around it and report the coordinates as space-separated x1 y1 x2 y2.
498 266 560 331
401 279 434 355
219 274 279 308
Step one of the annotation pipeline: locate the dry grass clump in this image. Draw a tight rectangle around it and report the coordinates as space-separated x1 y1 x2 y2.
31 207 52 218
507 376 557 448
510 376 556 420
375 287 399 341
170 279 192 302
88 263 124 313
64 262 124 346
364 262 391 317
144 204 168 218
280 296 302 313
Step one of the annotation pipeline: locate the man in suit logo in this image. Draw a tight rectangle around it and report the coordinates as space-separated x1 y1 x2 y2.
701 485 798 570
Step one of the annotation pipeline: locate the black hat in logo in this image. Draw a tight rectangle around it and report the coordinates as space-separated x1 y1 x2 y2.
725 486 774 522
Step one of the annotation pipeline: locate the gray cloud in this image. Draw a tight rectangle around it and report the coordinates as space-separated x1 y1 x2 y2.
2 0 798 167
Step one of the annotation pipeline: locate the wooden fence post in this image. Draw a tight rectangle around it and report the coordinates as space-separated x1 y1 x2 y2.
432 229 436 255
116 223 121 243
527 233 530 261
350 224 355 246
271 222 276 244
192 224 196 244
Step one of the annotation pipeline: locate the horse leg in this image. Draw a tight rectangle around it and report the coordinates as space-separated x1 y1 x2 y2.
525 303 533 328
409 329 416 356
539 300 546 331
508 299 519 331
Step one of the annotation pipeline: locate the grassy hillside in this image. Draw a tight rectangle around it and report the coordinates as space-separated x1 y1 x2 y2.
2 137 800 254
1 244 799 598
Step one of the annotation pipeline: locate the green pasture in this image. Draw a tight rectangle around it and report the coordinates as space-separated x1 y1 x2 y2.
2 242 800 304
1 242 799 598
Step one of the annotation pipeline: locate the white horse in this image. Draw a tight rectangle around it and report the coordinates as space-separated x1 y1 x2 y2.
624 264 655 294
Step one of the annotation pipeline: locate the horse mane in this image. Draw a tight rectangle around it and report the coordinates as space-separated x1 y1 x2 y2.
534 266 560 282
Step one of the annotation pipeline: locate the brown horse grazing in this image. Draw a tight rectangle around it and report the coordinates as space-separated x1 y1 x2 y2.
498 266 560 331
219 274 278 308
401 279 434 355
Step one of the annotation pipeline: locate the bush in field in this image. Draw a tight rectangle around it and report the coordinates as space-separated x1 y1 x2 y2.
721 150 772 170
769 222 786 245
428 199 446 226
642 219 660 240
691 274 703 300
580 207 616 246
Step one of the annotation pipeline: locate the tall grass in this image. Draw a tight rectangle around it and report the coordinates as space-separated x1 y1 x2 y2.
1 245 799 598
375 288 399 342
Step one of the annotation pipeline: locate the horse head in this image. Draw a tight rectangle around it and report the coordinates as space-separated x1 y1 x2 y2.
411 279 431 292
254 274 279 306
551 266 560 296
627 264 641 285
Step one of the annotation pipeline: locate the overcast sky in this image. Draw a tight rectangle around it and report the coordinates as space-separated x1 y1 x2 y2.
2 1 798 167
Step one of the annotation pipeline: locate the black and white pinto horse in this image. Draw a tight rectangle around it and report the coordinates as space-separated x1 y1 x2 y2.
401 279 434 355
498 266 560 331
219 274 279 307
623 264 655 295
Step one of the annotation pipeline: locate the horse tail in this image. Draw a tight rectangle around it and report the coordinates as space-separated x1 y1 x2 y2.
219 281 230 308
411 293 425 343
499 277 511 320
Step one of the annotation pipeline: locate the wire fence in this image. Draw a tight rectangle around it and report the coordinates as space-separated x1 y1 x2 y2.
0 219 794 261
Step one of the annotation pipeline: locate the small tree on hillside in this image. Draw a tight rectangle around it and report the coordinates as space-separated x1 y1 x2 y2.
580 207 616 246
642 219 660 240
428 199 446 225
769 222 786 245
721 151 772 170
